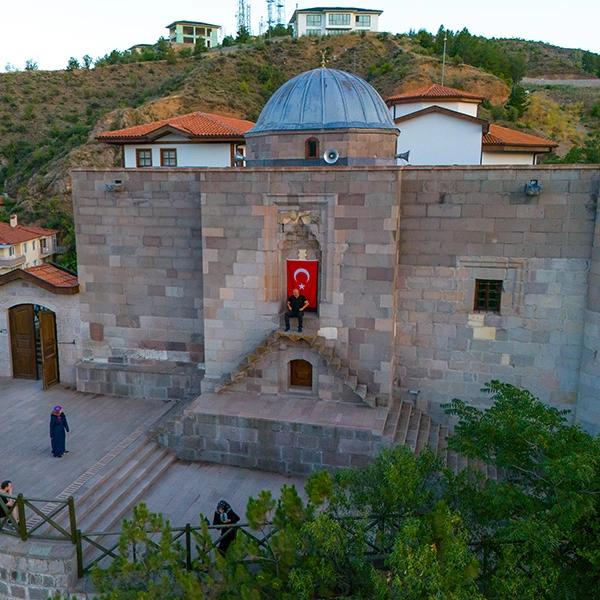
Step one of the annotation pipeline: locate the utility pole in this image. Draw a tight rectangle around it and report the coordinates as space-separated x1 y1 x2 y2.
441 32 448 86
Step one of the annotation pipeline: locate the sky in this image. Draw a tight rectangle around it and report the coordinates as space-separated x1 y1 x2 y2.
0 0 598 72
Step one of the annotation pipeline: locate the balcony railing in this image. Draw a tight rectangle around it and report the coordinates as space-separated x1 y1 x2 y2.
0 254 26 268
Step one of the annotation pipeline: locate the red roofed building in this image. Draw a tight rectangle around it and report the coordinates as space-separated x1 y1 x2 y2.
97 111 255 168
0 215 58 275
386 84 556 166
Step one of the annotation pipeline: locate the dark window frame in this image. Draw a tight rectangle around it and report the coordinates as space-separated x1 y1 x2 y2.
474 279 503 313
160 148 178 167
305 137 319 160
136 149 153 168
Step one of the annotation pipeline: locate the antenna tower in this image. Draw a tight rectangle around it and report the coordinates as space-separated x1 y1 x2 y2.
266 0 275 29
276 0 285 25
237 0 252 34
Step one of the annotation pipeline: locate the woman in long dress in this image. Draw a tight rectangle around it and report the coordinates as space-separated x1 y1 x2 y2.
49 405 69 457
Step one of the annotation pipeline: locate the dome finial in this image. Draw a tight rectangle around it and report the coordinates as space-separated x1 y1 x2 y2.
320 50 328 68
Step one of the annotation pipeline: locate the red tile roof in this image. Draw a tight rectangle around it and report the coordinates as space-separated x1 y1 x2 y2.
483 124 557 149
97 112 255 142
24 264 78 288
0 222 57 245
387 84 484 105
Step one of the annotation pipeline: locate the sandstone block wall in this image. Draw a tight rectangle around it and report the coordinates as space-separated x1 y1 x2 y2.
160 410 387 475
395 166 599 422
72 169 205 400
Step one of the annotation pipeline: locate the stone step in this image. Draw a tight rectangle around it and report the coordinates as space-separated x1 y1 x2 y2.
382 399 402 438
415 414 431 455
355 384 367 401
427 423 440 454
405 408 422 452
394 402 413 445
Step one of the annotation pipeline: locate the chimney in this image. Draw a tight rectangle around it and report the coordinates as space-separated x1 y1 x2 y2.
9 214 17 228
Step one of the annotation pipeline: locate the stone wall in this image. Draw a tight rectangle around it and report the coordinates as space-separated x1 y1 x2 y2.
160 409 388 475
71 169 204 400
0 536 79 599
246 129 398 167
0 280 81 385
395 166 599 422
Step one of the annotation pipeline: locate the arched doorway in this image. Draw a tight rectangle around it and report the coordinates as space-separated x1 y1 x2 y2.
289 359 313 389
8 304 59 389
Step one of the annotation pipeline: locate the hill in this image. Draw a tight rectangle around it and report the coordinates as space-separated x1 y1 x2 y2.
0 33 598 267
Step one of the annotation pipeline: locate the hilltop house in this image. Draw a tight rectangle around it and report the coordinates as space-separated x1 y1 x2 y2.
386 84 557 165
289 7 382 37
96 112 255 168
0 215 58 275
167 20 221 49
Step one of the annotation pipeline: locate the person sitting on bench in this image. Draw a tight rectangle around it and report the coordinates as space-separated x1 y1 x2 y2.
285 288 309 332
0 480 18 528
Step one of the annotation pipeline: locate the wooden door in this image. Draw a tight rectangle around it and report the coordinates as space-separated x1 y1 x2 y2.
39 311 59 389
290 359 312 388
9 305 37 379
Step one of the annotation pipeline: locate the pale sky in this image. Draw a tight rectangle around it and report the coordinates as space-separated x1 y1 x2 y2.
0 0 598 72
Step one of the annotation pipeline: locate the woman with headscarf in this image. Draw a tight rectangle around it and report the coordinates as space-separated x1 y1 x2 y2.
212 499 240 555
49 405 70 457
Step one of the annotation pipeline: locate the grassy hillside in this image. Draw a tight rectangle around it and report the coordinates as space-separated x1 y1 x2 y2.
0 33 598 269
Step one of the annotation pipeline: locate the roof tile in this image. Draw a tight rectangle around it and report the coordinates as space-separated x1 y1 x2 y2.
0 222 57 245
387 84 484 104
483 124 557 148
97 111 255 142
24 264 78 288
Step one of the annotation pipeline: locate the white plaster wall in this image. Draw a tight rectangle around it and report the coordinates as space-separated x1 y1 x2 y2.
295 11 380 36
124 143 232 168
396 113 483 165
391 100 479 119
482 151 536 165
0 282 81 384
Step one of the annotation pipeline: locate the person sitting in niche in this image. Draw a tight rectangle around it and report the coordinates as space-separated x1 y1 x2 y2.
285 288 309 333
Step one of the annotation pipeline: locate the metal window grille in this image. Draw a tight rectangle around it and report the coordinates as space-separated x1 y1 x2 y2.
474 279 503 313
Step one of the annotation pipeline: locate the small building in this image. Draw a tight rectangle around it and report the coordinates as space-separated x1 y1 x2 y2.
289 6 382 37
166 20 221 48
0 216 58 275
128 44 155 54
96 112 255 168
386 84 557 166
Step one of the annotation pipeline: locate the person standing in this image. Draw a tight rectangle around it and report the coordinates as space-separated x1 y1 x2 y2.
49 405 69 458
212 500 240 555
0 480 18 526
285 288 309 332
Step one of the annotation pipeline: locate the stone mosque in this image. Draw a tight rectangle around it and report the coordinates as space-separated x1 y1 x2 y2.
71 67 600 473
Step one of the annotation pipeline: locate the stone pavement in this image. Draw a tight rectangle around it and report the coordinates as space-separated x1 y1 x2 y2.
0 377 168 499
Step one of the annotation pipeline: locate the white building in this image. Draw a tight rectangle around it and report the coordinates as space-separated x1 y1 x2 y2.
289 6 382 37
0 216 58 275
97 112 254 168
386 84 557 166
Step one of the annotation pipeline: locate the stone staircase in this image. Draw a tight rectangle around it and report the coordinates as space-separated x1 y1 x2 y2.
39 435 175 563
382 397 498 478
215 328 379 407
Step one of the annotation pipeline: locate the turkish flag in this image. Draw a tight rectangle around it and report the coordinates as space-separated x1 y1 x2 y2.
287 260 319 309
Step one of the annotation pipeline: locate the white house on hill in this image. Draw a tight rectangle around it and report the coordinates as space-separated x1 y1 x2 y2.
289 7 382 37
386 84 557 166
97 112 255 168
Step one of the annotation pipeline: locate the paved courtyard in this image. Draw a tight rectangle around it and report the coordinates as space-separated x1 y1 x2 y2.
0 378 305 524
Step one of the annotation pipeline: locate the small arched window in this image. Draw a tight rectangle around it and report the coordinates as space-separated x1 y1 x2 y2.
290 359 313 388
305 138 319 160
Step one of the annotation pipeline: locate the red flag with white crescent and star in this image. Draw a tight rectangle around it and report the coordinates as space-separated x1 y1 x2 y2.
286 260 319 309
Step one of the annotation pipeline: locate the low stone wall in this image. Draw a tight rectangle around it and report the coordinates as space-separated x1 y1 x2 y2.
159 410 388 476
76 360 204 401
0 535 80 599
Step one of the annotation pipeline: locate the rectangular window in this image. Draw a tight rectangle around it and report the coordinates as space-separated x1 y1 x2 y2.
183 26 194 35
32 240 36 250
474 279 503 313
326 29 350 36
183 36 195 44
306 14 322 26
160 148 177 167
196 27 206 36
41 238 48 250
136 149 153 167
327 13 351 26
356 15 371 27
306 28 322 36
23 242 27 252
9 246 15 256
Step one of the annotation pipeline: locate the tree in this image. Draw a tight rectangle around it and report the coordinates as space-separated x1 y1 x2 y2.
236 26 251 44
66 57 80 71
221 35 235 47
505 84 530 119
82 54 93 69
193 38 208 56
24 59 38 71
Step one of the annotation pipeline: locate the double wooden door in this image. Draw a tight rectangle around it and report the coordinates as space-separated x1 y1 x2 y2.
8 304 59 389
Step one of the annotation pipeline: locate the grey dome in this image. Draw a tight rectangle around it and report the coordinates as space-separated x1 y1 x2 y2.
248 68 395 135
